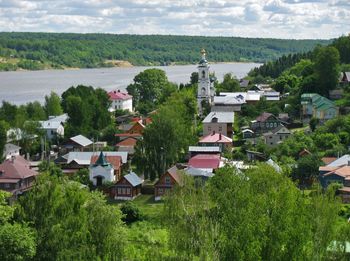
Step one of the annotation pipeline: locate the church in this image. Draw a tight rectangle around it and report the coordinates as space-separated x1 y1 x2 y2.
197 48 215 115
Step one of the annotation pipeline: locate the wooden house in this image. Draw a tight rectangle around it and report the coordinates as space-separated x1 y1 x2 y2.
154 165 182 201
114 172 143 200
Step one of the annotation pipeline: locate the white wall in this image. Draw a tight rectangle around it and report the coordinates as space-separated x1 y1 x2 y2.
89 165 114 186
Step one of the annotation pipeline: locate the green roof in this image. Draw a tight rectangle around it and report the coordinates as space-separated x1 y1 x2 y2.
94 151 109 167
301 93 337 110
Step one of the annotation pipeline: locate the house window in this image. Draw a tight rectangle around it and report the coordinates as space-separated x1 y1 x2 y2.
270 142 273 145
51 130 55 135
4 183 10 189
269 136 272 139
202 70 205 78
122 188 126 194
126 188 130 195
117 188 121 194
219 126 222 132
159 188 163 194
280 135 282 140
208 127 211 132
165 176 171 185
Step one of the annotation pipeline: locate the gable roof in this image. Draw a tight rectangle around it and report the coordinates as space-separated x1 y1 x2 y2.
0 156 38 181
166 165 182 185
108 90 132 100
256 112 278 123
327 155 350 167
123 172 143 187
199 132 232 143
203 111 234 123
70 135 93 147
67 151 128 165
40 121 63 130
324 165 350 178
188 154 221 170
185 167 214 178
4 143 21 156
116 137 138 147
47 113 69 123
270 125 291 135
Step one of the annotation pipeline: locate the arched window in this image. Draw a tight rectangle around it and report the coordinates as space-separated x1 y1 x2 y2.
211 117 218 123
201 88 206 95
202 70 205 78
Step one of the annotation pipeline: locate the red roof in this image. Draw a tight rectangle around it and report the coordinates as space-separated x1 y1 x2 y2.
0 156 38 181
324 166 350 178
116 137 138 147
115 133 142 138
188 154 221 170
199 132 232 144
90 155 121 170
321 157 337 165
108 90 132 100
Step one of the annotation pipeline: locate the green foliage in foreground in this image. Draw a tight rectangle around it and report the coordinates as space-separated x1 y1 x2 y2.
0 32 329 70
16 174 125 261
164 165 343 260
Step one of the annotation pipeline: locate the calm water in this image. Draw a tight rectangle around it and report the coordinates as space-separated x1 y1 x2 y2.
0 63 260 104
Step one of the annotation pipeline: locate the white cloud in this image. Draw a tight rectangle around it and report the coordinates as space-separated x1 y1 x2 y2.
0 0 347 39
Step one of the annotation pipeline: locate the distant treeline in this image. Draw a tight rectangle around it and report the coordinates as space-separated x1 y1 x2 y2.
0 32 330 71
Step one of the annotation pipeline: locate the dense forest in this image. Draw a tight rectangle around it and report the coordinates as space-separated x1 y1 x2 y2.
0 32 330 71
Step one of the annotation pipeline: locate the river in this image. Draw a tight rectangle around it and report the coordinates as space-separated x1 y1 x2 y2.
0 62 260 104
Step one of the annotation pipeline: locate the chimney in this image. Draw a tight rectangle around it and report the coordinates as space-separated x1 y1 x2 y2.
11 155 15 163
114 90 116 94
348 160 350 166
212 131 215 135
117 89 120 92
219 133 222 140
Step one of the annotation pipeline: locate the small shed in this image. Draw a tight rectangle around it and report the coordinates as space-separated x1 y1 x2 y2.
114 172 143 200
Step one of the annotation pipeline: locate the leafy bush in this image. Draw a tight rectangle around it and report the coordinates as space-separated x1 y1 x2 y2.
120 201 143 224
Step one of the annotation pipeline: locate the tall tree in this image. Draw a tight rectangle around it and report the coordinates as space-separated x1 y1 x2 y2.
0 191 36 261
17 174 125 261
126 69 177 113
313 46 340 96
44 91 63 117
0 121 7 160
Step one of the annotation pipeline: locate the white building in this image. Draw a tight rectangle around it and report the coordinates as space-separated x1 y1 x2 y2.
3 143 21 160
197 49 215 115
108 90 133 112
39 114 68 141
89 152 115 186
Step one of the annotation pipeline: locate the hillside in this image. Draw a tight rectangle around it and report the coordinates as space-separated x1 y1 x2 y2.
0 32 330 71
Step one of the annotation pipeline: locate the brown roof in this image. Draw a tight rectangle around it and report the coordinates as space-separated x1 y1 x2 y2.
116 137 138 147
321 157 337 165
299 149 312 157
167 165 182 185
256 112 275 123
319 166 339 172
90 155 121 170
115 133 142 138
0 156 38 181
338 187 350 193
324 166 350 178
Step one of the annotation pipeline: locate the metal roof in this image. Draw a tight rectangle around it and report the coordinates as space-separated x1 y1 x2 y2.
124 172 143 187
70 135 93 147
188 146 221 152
185 167 214 178
40 121 63 130
47 113 69 123
327 155 350 167
67 151 128 165
203 112 234 123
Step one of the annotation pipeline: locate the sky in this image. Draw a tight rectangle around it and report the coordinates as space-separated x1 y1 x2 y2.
0 0 349 39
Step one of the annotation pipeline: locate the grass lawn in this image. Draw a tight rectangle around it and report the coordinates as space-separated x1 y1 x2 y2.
108 194 164 220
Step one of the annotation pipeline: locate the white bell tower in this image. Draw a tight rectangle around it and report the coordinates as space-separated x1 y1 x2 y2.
197 48 214 115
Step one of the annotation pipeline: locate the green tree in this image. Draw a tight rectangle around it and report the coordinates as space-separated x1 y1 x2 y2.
215 73 240 93
126 69 176 113
313 46 340 96
293 154 320 188
309 117 319 132
0 121 7 160
17 174 125 261
44 91 63 116
0 191 36 261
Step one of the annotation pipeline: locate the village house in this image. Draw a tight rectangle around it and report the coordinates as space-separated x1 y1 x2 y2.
3 143 21 160
184 166 214 182
154 165 182 201
263 125 291 147
188 154 221 172
39 113 68 141
202 111 234 137
0 156 38 197
198 132 233 152
63 134 93 152
250 112 282 133
340 72 350 85
89 151 122 186
114 172 143 200
108 90 133 112
57 151 128 174
319 164 350 189
301 93 339 121
242 129 255 139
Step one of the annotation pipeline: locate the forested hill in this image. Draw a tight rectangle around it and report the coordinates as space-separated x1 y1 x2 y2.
0 32 330 71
